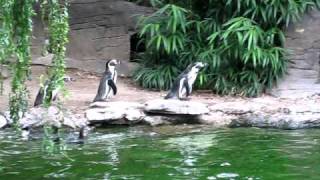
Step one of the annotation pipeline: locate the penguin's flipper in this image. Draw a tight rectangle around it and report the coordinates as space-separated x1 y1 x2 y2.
183 79 191 97
108 79 117 95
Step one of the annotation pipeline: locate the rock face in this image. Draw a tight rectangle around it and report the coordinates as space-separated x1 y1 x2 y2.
273 9 320 98
31 0 153 76
86 101 145 125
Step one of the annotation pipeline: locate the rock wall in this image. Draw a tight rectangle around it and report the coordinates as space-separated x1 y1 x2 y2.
31 0 153 76
273 9 320 97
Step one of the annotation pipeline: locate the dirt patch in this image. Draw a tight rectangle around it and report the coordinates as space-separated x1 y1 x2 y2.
1 65 312 115
0 65 221 113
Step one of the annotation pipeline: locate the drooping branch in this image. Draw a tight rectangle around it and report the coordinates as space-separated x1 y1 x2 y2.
9 0 35 124
0 0 15 94
41 0 69 107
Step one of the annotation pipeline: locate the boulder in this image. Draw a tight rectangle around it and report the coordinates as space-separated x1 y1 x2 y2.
86 101 145 125
144 99 209 115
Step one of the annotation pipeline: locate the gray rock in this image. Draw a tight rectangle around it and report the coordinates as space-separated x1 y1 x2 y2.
18 106 87 130
19 106 64 129
199 112 236 127
142 115 200 126
86 101 145 125
232 112 320 129
144 99 209 115
63 112 88 129
0 113 7 129
143 116 171 126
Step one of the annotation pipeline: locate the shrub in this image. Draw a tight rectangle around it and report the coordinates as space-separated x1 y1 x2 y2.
133 0 320 96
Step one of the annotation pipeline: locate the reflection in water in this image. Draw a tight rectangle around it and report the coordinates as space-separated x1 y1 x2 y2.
89 133 125 166
163 134 217 178
0 127 320 179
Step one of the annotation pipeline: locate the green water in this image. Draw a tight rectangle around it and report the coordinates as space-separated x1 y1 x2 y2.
0 126 320 180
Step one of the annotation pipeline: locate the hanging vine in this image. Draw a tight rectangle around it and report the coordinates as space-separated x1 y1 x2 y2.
0 0 69 128
0 0 15 94
8 0 35 124
41 0 69 107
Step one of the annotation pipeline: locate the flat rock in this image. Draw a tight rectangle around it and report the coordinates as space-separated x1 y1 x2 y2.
144 99 209 115
86 101 145 124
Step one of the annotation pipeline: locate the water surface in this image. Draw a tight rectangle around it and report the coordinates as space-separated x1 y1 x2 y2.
0 126 320 179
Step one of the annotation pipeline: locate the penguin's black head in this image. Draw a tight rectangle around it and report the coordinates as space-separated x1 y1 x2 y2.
193 62 208 70
185 61 207 74
106 59 120 70
187 62 207 71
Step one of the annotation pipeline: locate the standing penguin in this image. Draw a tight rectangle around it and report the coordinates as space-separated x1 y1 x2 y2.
165 62 207 100
93 59 119 102
34 75 74 107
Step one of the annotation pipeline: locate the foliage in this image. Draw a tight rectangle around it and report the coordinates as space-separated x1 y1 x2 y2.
0 0 15 94
2 0 35 124
133 0 320 96
40 0 69 107
0 0 69 127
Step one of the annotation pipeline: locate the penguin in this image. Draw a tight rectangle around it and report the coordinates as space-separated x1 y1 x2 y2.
34 75 74 107
165 62 207 100
93 59 119 102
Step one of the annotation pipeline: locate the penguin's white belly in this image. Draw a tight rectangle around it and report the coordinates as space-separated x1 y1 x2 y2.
178 78 189 98
102 79 112 99
188 71 198 86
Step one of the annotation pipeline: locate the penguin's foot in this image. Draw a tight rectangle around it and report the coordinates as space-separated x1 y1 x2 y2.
179 97 191 101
